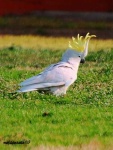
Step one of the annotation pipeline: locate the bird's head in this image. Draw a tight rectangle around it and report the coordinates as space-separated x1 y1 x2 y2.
69 33 96 63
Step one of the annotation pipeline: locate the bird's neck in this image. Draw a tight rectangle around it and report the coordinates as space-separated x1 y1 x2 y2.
61 49 81 71
67 57 80 71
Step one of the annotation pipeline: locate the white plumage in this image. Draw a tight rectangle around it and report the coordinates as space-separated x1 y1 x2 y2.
17 33 96 96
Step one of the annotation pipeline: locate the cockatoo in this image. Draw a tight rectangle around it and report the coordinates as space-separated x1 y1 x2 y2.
17 33 96 96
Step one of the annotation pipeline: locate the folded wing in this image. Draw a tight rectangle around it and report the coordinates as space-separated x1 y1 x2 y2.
17 62 73 93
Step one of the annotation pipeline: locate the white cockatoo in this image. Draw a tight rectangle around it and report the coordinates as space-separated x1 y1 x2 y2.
17 33 96 96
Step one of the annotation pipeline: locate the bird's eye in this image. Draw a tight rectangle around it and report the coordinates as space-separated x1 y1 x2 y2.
78 56 81 57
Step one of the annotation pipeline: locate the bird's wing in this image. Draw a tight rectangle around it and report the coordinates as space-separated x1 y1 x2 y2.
19 64 55 86
17 82 65 92
18 62 74 92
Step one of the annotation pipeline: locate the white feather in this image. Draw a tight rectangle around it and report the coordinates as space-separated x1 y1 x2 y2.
17 82 65 92
17 49 87 96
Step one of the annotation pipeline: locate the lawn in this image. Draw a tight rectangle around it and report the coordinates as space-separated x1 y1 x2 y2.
0 36 113 150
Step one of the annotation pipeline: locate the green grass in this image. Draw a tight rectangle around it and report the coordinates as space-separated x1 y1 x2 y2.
0 37 113 149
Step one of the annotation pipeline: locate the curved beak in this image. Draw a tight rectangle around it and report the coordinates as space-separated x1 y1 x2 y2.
80 59 85 63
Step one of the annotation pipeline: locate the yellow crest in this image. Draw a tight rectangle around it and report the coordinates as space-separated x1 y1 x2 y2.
69 33 96 51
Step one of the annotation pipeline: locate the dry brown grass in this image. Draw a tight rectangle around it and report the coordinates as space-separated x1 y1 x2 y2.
0 35 112 51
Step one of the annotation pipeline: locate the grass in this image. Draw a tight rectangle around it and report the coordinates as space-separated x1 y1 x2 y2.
0 36 113 150
0 35 113 50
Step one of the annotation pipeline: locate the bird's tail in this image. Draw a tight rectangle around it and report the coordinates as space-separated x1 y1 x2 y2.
17 82 65 93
